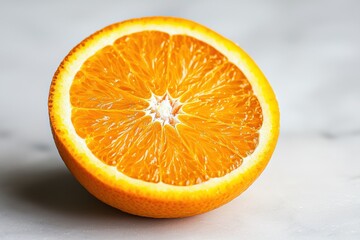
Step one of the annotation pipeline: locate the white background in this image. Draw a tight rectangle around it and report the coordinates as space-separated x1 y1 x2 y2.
0 0 359 239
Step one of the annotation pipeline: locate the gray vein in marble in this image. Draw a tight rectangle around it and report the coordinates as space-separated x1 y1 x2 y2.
320 129 360 139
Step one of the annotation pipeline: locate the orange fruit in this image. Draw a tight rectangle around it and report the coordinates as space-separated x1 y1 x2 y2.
48 16 279 218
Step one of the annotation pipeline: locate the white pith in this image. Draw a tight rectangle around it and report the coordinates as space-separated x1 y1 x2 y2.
145 94 181 126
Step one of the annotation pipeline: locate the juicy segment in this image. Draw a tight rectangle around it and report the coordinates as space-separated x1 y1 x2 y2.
70 31 263 186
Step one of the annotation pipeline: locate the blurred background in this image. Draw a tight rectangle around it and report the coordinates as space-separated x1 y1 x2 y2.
0 0 359 239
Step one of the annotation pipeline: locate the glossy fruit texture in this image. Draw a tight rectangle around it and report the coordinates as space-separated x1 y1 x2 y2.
49 17 279 218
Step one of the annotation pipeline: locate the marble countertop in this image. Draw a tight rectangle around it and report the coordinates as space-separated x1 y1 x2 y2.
1 0 359 239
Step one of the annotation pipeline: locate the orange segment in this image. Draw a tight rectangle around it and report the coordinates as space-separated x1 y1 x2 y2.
71 108 149 166
177 115 260 157
70 46 150 108
176 123 243 178
117 122 162 183
160 125 207 185
113 31 170 96
167 35 227 99
49 17 279 218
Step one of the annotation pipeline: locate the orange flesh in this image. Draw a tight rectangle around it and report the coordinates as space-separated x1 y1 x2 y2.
70 31 263 186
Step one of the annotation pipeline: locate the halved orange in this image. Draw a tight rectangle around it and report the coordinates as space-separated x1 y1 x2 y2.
48 16 279 218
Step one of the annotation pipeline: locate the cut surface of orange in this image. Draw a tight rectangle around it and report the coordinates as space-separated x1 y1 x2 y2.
49 17 279 218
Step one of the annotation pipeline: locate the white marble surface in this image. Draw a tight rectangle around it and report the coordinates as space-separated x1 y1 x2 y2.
1 0 359 239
